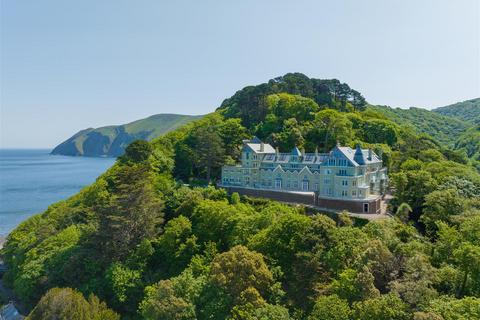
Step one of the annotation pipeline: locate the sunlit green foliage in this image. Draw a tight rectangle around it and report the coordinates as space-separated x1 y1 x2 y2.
26 287 119 320
3 74 480 319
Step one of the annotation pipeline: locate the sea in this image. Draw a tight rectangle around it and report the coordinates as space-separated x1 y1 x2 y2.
0 149 116 237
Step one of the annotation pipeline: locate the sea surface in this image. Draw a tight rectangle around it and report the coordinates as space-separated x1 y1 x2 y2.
0 149 115 236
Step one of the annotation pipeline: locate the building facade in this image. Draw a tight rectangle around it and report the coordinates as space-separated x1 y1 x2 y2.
220 137 388 213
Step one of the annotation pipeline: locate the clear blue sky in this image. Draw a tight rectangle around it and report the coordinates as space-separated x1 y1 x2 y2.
1 0 479 148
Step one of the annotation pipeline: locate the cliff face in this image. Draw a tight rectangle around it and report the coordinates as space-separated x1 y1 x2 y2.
51 114 202 157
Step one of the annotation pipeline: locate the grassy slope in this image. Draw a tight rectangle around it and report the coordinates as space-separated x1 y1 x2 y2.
52 114 203 156
124 114 203 140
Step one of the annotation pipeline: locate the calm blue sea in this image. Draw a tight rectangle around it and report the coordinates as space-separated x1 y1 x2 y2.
0 149 115 236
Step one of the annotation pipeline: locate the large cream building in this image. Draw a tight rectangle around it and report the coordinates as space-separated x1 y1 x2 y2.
220 137 388 213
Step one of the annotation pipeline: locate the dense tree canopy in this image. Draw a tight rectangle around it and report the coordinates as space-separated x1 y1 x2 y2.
2 75 479 319
218 73 366 129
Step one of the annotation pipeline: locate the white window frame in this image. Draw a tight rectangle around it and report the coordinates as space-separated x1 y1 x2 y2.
275 178 282 189
302 180 309 191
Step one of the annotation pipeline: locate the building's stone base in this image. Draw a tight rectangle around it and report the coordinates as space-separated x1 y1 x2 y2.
317 197 381 214
222 186 382 214
224 186 316 206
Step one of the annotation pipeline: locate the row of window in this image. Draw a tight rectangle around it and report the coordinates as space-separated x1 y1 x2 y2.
341 190 363 197
240 161 376 178
244 154 358 169
225 173 364 189
222 179 370 198
327 158 349 166
341 180 358 186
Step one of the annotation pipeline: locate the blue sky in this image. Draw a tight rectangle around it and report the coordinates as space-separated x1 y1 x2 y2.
1 0 479 148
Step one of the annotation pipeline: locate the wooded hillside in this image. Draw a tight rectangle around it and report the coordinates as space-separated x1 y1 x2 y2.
3 74 480 320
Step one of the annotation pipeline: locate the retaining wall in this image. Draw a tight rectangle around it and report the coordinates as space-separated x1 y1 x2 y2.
222 186 381 214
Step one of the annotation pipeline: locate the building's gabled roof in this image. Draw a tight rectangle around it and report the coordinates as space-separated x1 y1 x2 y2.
244 142 276 154
291 146 302 156
353 144 367 165
243 137 382 166
335 146 356 166
361 149 382 163
299 166 312 175
335 146 382 166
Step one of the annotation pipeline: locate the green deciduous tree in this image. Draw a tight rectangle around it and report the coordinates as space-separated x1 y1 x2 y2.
390 254 439 310
308 294 351 320
121 140 153 163
151 215 199 277
210 245 274 301
453 243 480 297
421 189 466 235
352 293 410 320
329 267 379 303
426 296 480 320
140 269 206 320
105 262 142 311
396 203 413 223
191 199 235 249
413 312 443 320
312 109 353 151
27 287 119 320
361 119 398 146
390 170 437 217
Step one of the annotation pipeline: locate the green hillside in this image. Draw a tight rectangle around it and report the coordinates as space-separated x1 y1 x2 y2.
51 113 202 157
368 105 470 147
434 98 480 124
4 74 480 319
455 125 480 169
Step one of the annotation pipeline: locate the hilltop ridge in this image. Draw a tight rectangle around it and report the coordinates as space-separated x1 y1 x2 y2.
51 113 202 157
433 97 480 124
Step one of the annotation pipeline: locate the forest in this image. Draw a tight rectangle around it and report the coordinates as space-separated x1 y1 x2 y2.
2 73 480 320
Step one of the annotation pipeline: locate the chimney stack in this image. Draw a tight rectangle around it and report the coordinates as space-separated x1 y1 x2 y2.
260 141 264 152
368 149 373 160
315 147 319 157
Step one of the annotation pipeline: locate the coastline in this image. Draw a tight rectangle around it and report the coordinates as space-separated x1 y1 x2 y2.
0 149 115 238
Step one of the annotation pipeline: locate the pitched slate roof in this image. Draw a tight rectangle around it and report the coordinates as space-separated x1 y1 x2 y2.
0 303 24 320
354 145 367 165
337 146 381 166
245 142 276 154
244 137 382 166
